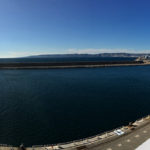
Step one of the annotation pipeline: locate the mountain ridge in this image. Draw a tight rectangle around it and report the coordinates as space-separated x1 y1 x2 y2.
27 53 150 58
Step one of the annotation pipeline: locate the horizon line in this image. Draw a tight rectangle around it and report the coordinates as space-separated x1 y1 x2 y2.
0 52 150 59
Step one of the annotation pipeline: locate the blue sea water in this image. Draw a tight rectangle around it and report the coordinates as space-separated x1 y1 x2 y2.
0 58 149 146
0 57 135 63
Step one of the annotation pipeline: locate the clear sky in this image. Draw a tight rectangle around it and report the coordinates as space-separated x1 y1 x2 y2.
0 0 150 58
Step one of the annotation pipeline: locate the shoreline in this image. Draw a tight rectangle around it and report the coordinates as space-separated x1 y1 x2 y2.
1 115 150 149
29 115 150 149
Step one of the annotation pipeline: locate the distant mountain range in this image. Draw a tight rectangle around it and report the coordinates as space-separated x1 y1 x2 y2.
28 53 150 58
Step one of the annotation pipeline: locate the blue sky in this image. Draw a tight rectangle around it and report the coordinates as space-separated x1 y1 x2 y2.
0 0 150 57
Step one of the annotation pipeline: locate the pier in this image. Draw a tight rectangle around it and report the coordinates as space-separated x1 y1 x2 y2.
1 115 150 150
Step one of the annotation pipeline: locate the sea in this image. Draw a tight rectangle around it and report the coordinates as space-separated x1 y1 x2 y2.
0 57 150 146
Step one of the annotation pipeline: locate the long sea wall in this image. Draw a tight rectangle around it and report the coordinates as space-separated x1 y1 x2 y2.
1 115 150 150
0 60 146 69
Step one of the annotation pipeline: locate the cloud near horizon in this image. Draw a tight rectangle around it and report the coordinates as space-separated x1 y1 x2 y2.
67 48 150 54
1 48 150 58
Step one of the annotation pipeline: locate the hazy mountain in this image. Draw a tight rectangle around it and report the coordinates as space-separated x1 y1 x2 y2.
27 53 150 58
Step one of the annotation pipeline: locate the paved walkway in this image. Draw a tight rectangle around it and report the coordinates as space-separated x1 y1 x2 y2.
87 121 150 150
26 117 150 150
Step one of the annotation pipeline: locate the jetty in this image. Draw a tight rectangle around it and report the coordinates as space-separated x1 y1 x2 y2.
0 60 148 69
1 115 150 150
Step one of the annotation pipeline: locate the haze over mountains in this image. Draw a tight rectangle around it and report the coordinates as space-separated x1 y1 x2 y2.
28 53 150 58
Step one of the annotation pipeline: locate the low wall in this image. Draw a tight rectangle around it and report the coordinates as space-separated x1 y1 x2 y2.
1 115 150 150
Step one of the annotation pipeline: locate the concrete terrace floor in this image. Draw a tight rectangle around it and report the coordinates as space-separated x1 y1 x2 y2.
87 121 150 150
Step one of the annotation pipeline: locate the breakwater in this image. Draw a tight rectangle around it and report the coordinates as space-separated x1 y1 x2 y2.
0 60 145 69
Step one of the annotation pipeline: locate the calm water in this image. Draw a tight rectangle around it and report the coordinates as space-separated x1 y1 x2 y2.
0 64 150 146
0 57 135 63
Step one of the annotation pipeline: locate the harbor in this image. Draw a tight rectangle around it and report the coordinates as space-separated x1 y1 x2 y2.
0 63 150 149
1 0 150 149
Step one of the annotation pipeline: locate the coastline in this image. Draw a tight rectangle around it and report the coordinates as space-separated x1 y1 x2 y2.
1 115 150 149
0 60 150 149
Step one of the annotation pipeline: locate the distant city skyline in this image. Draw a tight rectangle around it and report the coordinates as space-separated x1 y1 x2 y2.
0 0 150 58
